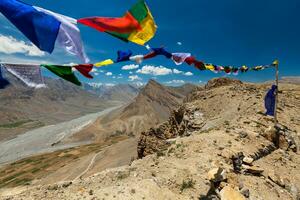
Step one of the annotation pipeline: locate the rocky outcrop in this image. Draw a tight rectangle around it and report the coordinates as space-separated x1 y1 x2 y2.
138 77 299 160
205 77 243 90
137 101 210 158
137 106 187 158
138 78 244 158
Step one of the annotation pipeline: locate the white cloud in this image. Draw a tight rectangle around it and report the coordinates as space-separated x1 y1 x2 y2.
184 72 194 76
106 72 113 76
128 75 142 81
177 42 182 46
173 69 183 74
94 72 99 76
117 75 123 79
0 34 45 57
64 62 77 67
166 80 185 85
92 68 98 73
129 71 133 74
137 65 172 76
122 64 139 70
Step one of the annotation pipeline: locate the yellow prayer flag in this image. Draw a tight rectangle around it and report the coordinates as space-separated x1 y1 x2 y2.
272 60 279 66
128 6 157 45
205 64 215 71
94 59 114 67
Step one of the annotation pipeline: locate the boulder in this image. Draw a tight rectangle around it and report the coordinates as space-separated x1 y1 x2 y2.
263 126 277 143
242 165 264 175
243 157 254 165
208 167 227 183
220 186 246 200
268 171 285 187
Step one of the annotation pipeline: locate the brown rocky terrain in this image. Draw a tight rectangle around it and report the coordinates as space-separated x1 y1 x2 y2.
67 79 195 143
0 77 299 200
0 80 196 191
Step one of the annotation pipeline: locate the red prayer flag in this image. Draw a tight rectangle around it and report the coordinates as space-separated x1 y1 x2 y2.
143 51 157 59
194 60 206 70
78 12 142 34
74 64 94 79
185 57 206 70
185 57 196 65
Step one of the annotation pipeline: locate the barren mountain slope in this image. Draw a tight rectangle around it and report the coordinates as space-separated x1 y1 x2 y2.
2 78 299 200
99 84 140 103
68 80 194 144
84 83 140 103
0 74 117 141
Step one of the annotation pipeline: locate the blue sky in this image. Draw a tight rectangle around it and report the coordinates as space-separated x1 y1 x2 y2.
0 0 299 86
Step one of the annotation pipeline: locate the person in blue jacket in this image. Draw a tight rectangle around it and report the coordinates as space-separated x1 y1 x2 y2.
264 85 277 116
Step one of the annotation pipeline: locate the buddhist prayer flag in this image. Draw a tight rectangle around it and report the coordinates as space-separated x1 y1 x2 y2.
79 1 157 45
34 7 89 63
0 0 89 63
144 47 172 59
94 59 114 67
240 66 249 73
272 60 279 66
185 57 206 70
42 65 81 86
78 12 142 34
116 50 133 62
3 64 45 88
205 64 215 71
0 0 60 53
222 66 229 74
172 53 191 65
74 64 94 79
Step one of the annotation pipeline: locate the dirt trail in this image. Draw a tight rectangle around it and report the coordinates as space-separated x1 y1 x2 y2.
73 151 103 181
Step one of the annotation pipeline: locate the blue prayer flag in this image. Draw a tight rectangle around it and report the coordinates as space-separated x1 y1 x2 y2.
152 47 172 59
0 0 61 53
116 50 133 63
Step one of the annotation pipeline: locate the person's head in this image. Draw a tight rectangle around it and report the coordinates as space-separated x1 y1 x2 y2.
271 85 277 90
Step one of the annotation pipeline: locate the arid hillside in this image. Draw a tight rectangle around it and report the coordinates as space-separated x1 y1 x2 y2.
1 78 299 200
68 79 196 143
0 80 196 191
0 74 118 141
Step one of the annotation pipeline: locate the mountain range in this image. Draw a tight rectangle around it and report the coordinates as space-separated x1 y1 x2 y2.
68 79 197 143
84 83 140 103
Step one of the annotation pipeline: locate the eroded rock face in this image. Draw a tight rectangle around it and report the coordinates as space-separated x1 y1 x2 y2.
137 106 187 158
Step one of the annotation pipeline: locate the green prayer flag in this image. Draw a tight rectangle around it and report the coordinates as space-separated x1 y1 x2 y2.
42 64 81 86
